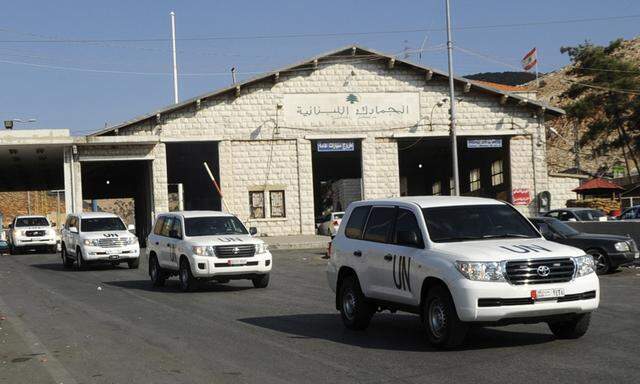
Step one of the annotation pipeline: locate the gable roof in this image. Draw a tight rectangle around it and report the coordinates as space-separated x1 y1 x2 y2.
573 177 625 192
91 45 565 137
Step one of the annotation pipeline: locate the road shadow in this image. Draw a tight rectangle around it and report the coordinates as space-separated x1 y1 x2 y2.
239 313 556 352
31 263 130 272
102 279 254 294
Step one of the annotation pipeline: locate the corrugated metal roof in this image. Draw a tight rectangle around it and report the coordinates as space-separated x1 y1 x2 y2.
91 45 564 137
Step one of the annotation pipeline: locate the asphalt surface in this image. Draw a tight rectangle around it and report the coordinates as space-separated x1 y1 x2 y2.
0 250 639 384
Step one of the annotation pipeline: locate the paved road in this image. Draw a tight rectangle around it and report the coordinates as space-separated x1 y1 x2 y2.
1 250 639 384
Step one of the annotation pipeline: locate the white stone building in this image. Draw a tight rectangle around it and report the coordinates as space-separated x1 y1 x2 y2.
54 46 570 237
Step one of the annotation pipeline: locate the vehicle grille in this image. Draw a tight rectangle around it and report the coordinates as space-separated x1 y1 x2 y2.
505 258 575 285
96 238 129 248
214 244 255 258
26 230 45 237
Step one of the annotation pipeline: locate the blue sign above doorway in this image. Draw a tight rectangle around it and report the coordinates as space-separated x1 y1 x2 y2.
317 141 355 152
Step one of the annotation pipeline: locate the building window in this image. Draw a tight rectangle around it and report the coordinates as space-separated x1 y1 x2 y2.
469 168 481 192
249 191 265 219
270 190 286 218
432 181 441 196
491 160 504 186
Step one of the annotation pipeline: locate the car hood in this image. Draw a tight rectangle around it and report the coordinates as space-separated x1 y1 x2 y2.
82 231 136 240
432 237 585 261
186 234 262 246
569 233 631 242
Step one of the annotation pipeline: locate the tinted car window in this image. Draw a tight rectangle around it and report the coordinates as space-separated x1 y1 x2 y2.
170 218 183 238
81 218 126 232
546 211 559 218
153 217 165 235
184 216 248 236
575 210 604 221
394 209 424 248
345 206 371 239
160 216 174 237
363 207 396 243
15 217 49 227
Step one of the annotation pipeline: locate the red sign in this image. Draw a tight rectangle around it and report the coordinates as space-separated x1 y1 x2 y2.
512 188 531 206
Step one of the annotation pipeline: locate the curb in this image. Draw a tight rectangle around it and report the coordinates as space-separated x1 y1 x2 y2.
267 242 329 251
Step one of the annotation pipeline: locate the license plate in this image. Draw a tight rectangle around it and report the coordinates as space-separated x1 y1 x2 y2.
108 255 119 260
228 259 246 266
531 288 565 300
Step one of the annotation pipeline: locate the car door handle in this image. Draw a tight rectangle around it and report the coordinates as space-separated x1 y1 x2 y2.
384 254 393 262
166 243 171 247
155 242 159 245
353 250 362 257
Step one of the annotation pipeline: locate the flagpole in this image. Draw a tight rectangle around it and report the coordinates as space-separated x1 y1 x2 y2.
534 48 540 88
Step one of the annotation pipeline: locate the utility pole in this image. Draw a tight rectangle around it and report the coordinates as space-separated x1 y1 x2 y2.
445 0 460 196
170 11 179 104
572 124 580 173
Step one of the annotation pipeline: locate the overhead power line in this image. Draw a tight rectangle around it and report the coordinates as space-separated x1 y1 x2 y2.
1 14 639 44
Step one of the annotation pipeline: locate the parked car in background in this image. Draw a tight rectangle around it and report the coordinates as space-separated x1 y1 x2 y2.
544 208 608 222
618 205 640 220
147 211 272 291
60 212 139 269
0 240 9 254
317 212 344 236
8 215 58 254
530 217 639 274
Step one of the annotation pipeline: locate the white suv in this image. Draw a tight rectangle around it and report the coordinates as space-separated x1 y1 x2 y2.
327 196 599 348
146 211 272 291
8 215 58 254
60 212 140 269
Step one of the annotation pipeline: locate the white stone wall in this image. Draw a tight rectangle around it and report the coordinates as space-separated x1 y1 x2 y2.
548 174 582 209
331 178 362 212
109 56 550 235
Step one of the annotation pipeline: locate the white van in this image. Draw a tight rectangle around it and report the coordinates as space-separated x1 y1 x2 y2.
327 196 599 348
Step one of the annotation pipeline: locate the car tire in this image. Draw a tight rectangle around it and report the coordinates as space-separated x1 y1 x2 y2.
149 255 166 287
587 249 612 275
252 273 269 288
548 313 591 339
61 245 74 269
76 248 85 271
179 259 195 292
339 275 374 330
423 286 469 349
128 258 140 269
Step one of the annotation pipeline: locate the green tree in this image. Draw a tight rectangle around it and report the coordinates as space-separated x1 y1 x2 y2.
561 39 640 178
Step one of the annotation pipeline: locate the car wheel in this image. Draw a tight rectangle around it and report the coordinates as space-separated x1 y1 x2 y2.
128 258 140 269
76 248 85 270
423 286 468 349
149 255 166 287
548 313 591 339
252 273 269 288
179 259 195 292
339 275 374 330
587 249 611 275
61 245 74 269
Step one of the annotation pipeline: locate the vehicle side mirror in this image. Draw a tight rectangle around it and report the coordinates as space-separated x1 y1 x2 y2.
249 227 258 236
397 230 421 247
69 226 78 234
127 224 135 232
51 222 56 227
8 224 13 229
330 234 336 240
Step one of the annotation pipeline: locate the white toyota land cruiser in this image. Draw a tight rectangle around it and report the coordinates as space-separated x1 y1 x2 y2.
146 211 272 291
8 215 58 254
327 196 599 348
60 212 140 269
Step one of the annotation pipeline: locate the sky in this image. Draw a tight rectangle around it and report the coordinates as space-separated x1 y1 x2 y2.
1 0 639 135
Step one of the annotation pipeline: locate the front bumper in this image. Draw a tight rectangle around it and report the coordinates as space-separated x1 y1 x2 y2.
450 273 600 322
190 251 272 277
81 245 140 261
609 250 640 267
13 237 57 248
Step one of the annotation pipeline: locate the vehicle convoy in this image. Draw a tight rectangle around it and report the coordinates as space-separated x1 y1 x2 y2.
327 196 600 348
530 217 639 275
60 212 140 269
146 211 272 291
8 215 58 254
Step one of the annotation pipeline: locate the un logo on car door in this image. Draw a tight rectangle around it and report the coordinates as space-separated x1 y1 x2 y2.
392 255 411 292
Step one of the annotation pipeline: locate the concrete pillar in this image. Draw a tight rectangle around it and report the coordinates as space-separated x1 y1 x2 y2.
151 143 169 217
296 139 315 235
63 146 83 214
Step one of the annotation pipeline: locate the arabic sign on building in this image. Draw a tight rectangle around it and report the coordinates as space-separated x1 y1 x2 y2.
282 92 420 126
317 140 355 152
512 188 531 206
467 138 503 149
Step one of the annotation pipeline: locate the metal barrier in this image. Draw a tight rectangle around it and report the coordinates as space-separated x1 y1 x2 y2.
566 221 640 245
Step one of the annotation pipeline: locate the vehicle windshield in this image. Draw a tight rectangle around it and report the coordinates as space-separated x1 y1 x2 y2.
184 216 248 237
81 218 126 232
422 204 539 243
574 210 605 221
547 219 580 236
15 217 49 227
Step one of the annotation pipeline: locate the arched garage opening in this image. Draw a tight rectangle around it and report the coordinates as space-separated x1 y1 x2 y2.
81 160 153 244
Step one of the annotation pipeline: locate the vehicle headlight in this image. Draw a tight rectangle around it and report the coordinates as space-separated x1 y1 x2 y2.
125 237 138 245
192 245 215 256
255 243 269 254
20 230 27 236
614 241 630 252
573 255 595 277
455 261 506 282
83 239 99 246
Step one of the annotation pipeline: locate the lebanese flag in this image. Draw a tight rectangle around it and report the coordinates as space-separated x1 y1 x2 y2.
521 47 537 71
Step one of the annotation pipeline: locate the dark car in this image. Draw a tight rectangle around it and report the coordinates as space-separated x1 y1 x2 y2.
0 240 9 254
618 205 640 220
530 217 639 274
544 208 607 222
